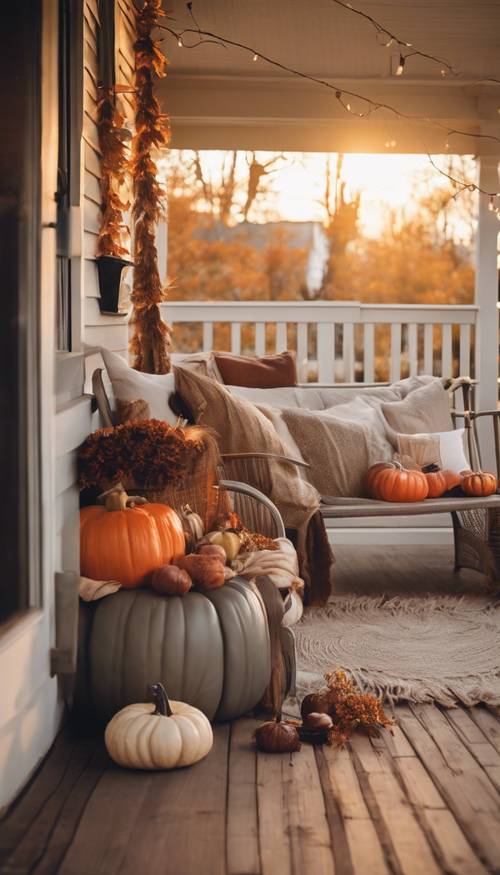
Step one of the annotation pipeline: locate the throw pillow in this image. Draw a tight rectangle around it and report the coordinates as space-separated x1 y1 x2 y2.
174 367 319 529
214 351 297 388
381 380 453 435
281 406 393 497
396 429 470 474
100 348 178 425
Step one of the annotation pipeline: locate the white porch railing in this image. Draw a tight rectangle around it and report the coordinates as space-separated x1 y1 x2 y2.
161 301 478 384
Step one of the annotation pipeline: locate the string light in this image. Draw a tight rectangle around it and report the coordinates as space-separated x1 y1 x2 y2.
162 5 500 202
177 37 183 47
395 55 405 76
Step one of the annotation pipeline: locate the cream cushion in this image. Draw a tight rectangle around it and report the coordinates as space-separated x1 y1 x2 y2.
382 380 453 435
396 429 470 474
101 348 178 425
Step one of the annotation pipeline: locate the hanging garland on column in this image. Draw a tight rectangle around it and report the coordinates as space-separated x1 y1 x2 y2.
130 0 172 374
96 89 130 259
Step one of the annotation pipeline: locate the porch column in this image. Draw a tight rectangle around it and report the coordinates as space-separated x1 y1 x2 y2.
475 155 499 471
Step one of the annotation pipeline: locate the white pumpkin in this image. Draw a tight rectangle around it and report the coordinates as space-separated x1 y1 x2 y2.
104 683 213 770
179 506 205 550
203 530 242 561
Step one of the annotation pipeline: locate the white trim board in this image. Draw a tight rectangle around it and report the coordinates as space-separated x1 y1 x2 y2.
326 526 453 546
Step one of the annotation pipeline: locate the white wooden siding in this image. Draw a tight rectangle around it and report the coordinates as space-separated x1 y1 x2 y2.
82 0 135 355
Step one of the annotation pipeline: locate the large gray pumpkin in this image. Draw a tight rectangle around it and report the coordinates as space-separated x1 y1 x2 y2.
77 577 271 722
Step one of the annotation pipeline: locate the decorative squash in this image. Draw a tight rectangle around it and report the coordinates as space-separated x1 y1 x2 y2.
303 712 333 732
461 471 498 497
175 555 225 590
80 490 185 588
254 715 301 753
77 579 272 722
423 465 462 499
104 683 213 770
202 530 242 561
364 461 429 502
151 565 192 596
197 543 227 563
300 691 334 720
179 505 204 550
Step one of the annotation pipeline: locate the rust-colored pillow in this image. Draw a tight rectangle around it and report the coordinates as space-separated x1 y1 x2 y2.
214 351 297 388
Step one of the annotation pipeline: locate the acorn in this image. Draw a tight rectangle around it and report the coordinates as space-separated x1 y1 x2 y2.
303 712 333 732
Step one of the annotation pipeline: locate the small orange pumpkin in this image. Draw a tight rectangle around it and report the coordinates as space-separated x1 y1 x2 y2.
423 466 462 498
80 490 185 588
364 461 429 502
151 565 192 596
461 471 497 497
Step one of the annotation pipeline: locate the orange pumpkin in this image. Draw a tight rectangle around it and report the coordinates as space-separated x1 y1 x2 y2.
80 490 185 588
364 461 429 502
423 466 462 498
461 471 498 497
174 554 225 591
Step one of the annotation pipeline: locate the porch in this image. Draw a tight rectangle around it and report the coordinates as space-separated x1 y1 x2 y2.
2 545 499 875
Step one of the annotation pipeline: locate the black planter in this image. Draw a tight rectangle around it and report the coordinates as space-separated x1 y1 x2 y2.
96 255 133 315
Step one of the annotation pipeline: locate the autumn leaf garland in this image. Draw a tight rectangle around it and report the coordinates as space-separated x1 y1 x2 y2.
96 89 131 259
130 0 172 375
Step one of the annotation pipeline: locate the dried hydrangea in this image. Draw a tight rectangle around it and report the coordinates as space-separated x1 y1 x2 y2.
323 670 394 747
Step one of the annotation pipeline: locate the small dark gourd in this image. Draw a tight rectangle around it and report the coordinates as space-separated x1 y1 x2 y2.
303 712 333 732
151 564 192 596
174 554 226 590
254 715 301 753
300 691 334 720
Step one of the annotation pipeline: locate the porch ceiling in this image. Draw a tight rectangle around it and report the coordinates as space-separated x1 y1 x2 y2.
159 0 500 153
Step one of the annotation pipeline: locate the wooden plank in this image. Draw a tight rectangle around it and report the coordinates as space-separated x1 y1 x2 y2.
257 750 292 875
285 743 335 875
343 323 354 382
399 705 500 870
276 321 287 353
202 321 213 352
390 323 402 382
317 745 388 875
255 323 266 356
442 324 453 377
408 323 418 376
226 719 260 875
61 726 230 875
363 323 374 383
420 809 489 875
231 322 241 355
393 756 445 810
424 323 434 374
444 707 500 791
459 323 471 378
297 322 308 382
469 707 500 755
85 170 101 206
350 734 441 875
317 322 335 384
84 140 101 178
1 740 99 875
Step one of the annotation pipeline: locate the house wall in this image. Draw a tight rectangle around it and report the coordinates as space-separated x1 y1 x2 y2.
0 0 137 811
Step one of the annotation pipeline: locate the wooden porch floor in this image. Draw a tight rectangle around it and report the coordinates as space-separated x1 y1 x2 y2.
1 546 500 875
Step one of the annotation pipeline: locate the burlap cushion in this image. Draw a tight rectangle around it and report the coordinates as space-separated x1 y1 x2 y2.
281 407 393 497
174 367 319 528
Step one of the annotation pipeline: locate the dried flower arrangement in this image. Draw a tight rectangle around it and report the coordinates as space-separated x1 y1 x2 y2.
300 670 394 747
129 0 172 374
78 420 206 491
96 88 131 259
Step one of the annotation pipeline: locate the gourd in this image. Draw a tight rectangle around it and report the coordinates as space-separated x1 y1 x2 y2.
77 579 272 722
80 490 185 588
300 691 334 720
364 461 428 502
303 712 333 732
104 683 213 770
202 530 242 561
151 565 192 596
461 471 497 497
175 555 225 590
179 506 204 550
423 466 461 498
254 715 301 753
197 543 227 563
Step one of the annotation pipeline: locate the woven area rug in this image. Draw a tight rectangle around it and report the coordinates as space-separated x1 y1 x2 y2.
294 595 500 707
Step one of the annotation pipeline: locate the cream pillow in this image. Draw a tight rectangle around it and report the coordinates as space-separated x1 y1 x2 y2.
100 348 178 425
396 428 469 474
382 380 453 435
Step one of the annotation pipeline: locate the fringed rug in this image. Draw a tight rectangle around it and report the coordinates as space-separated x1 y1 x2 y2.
294 595 500 707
